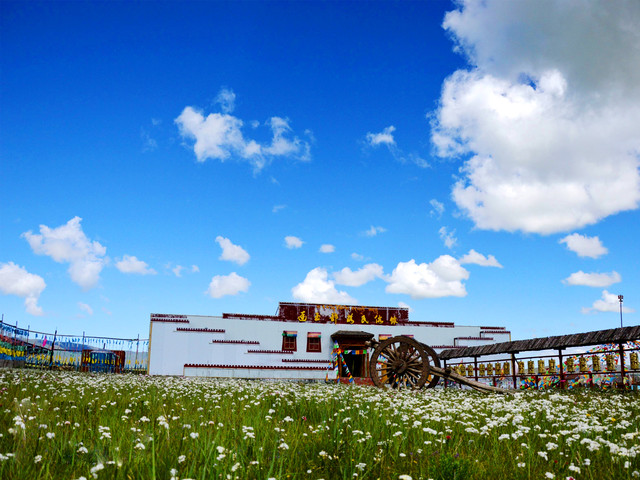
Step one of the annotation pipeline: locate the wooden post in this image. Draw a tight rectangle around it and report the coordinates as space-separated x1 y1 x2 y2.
12 322 18 363
474 356 479 382
135 334 140 371
511 353 517 390
558 349 565 390
49 330 57 370
619 343 626 389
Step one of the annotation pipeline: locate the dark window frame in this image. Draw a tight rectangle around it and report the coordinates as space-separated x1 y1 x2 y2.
282 334 297 351
306 336 321 352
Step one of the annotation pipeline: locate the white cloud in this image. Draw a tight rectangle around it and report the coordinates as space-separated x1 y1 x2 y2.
319 244 335 254
191 265 199 273
366 125 396 146
22 216 107 290
215 87 236 114
333 263 384 287
173 265 184 277
78 302 93 315
438 226 458 249
582 290 634 314
206 272 250 298
564 271 621 288
429 199 445 218
0 262 46 316
385 256 469 299
459 249 503 268
292 267 356 304
559 233 608 259
284 236 304 249
116 255 156 275
215 236 250 265
264 117 310 161
175 94 311 172
272 204 286 213
366 125 428 168
432 1 640 234
364 226 387 237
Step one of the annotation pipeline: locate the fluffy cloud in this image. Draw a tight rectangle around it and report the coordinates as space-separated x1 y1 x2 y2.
582 290 634 314
206 272 250 298
175 89 311 172
319 244 335 253
559 233 608 259
215 236 250 265
22 217 107 290
284 236 304 249
333 263 384 287
459 249 502 268
438 226 457 249
364 226 387 237
385 256 469 299
432 1 640 234
564 271 621 288
292 267 356 304
0 262 46 316
366 125 396 146
115 255 156 275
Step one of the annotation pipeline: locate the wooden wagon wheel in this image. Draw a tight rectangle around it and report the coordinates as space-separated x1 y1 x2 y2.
370 336 431 389
420 343 441 389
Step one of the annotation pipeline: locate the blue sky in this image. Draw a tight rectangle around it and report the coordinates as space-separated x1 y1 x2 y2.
1 0 638 340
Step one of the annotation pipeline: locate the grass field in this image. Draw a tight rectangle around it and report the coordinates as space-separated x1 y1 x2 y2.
1 370 639 480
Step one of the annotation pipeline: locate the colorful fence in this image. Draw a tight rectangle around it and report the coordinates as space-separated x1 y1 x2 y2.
0 320 148 373
441 340 640 390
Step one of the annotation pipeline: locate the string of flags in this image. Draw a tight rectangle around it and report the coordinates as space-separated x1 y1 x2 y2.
0 322 149 371
325 344 369 383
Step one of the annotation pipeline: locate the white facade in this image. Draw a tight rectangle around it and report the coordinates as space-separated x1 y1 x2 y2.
148 303 510 379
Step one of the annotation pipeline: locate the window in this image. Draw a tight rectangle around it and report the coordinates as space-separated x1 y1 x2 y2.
282 331 297 351
307 332 321 352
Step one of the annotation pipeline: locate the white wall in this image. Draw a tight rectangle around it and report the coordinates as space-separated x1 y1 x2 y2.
148 314 509 378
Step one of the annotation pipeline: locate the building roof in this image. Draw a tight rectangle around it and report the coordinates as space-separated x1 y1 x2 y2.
438 325 640 360
330 330 375 340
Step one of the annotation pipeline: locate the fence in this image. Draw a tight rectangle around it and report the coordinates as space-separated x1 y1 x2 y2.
0 319 148 373
438 326 640 390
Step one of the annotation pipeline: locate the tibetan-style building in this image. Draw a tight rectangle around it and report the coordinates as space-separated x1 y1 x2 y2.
147 302 510 380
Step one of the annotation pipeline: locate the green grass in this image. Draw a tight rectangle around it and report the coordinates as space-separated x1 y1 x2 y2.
0 370 639 480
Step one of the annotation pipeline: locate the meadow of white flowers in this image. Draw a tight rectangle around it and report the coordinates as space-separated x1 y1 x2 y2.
0 370 638 479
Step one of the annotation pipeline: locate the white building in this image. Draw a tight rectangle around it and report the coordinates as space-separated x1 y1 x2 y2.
147 302 510 380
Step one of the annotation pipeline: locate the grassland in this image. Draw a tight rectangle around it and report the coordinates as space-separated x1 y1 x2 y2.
1 370 639 479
